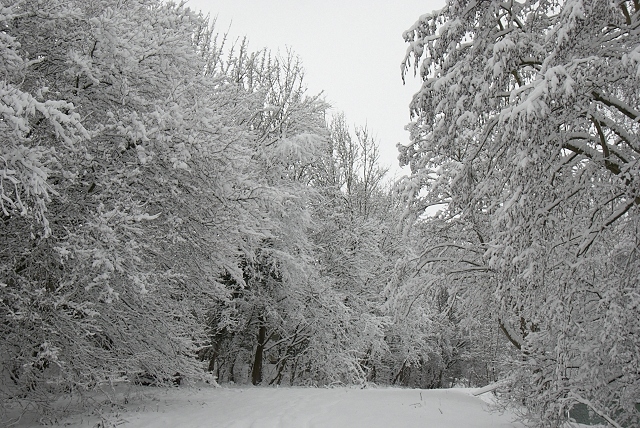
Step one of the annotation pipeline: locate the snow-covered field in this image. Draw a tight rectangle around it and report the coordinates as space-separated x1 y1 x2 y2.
9 385 527 427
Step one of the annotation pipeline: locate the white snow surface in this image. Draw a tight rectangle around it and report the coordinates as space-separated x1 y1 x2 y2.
12 385 527 427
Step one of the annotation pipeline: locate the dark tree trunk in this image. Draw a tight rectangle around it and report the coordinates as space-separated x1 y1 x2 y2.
228 359 235 383
393 360 408 385
251 319 267 385
206 343 219 373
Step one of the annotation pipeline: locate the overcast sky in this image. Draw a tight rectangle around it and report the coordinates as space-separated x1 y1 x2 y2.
185 0 445 177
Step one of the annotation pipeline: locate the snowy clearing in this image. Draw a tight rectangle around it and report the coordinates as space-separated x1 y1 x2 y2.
10 386 527 427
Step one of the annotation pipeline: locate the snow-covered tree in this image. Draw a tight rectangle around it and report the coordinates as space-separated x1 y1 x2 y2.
401 1 640 426
384 212 516 389
0 0 282 412
194 45 337 386
303 115 409 385
0 0 408 406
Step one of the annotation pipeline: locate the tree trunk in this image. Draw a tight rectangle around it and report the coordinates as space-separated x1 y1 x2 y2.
251 319 266 385
393 360 408 385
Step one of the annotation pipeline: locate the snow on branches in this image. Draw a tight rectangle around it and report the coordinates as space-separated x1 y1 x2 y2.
401 1 640 426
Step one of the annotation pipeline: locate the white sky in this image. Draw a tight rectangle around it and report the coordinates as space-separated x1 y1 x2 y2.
185 0 445 177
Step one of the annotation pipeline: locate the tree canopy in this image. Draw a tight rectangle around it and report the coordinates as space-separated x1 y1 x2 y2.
0 1 423 422
400 0 640 426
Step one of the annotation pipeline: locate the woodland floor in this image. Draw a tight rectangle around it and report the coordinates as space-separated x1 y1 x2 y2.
7 385 530 427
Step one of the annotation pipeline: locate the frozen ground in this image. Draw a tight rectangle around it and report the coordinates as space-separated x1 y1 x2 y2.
8 385 528 428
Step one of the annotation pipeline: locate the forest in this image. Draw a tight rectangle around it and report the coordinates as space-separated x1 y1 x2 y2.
1 1 638 427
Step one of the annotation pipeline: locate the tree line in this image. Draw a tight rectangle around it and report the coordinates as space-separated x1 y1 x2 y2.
1 0 488 422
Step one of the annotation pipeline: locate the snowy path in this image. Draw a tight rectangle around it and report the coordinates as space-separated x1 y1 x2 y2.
38 386 525 428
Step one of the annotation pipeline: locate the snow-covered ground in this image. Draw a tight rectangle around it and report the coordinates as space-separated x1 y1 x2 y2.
9 385 527 427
